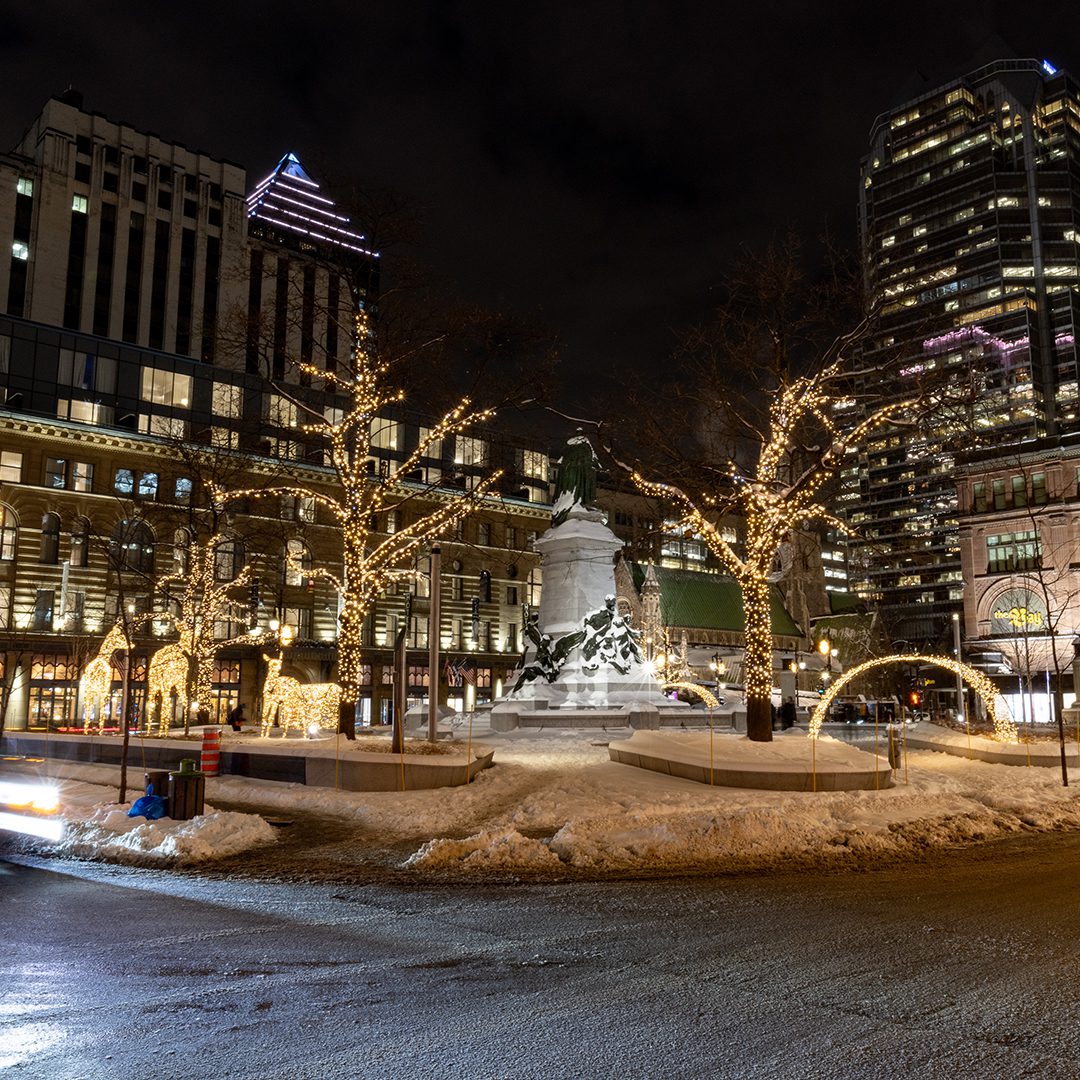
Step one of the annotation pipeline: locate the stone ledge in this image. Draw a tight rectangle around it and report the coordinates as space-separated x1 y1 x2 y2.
0 731 493 792
903 723 1073 768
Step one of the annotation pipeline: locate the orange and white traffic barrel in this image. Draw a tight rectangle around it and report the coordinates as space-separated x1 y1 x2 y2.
200 727 221 777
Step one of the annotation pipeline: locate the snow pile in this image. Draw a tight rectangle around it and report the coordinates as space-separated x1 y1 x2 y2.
404 827 562 871
53 801 276 866
622 728 884 773
25 726 1080 879
395 731 1080 875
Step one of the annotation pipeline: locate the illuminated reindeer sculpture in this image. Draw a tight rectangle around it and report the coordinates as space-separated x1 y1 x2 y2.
261 655 341 737
81 623 129 734
146 642 190 735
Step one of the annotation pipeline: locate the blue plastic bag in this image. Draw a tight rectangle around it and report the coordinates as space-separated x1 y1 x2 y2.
128 789 168 820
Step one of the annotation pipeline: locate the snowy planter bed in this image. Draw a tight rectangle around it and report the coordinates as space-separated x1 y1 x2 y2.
903 722 1079 768
608 729 892 791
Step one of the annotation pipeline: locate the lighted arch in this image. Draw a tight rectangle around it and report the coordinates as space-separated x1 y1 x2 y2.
662 681 720 709
808 654 1016 743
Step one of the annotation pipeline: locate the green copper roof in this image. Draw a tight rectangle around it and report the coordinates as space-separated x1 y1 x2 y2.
628 564 801 637
828 592 865 615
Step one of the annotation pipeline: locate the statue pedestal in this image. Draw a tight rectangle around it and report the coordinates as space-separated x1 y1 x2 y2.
496 496 689 728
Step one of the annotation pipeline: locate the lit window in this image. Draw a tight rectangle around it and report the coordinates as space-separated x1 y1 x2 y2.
266 394 298 428
11 241 28 261
114 468 134 495
174 477 192 503
71 462 93 492
72 194 88 214
137 472 158 499
140 368 192 407
371 415 400 450
455 437 488 467
283 539 311 587
0 505 16 560
16 178 33 197
0 451 22 484
212 383 242 418
417 425 443 460
522 449 548 481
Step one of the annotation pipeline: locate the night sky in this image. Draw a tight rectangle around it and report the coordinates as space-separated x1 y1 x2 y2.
3 2 1079 426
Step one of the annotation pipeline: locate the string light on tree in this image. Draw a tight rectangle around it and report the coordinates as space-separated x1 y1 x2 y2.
147 535 270 735
217 310 503 739
625 320 918 743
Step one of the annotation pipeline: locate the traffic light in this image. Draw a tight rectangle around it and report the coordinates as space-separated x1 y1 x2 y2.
908 689 921 708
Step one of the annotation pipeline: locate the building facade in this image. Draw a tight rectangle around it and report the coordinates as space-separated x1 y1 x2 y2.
0 94 553 731
956 434 1080 720
848 58 1080 645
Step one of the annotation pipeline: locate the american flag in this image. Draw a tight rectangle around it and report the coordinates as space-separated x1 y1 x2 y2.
459 659 476 686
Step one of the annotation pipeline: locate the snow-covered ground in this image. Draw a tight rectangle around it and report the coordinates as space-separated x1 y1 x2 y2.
14 725 1080 876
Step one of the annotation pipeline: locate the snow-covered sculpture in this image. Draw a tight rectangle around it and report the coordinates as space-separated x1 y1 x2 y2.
497 434 676 714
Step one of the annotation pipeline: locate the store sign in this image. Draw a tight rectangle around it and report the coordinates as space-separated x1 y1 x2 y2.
990 588 1046 634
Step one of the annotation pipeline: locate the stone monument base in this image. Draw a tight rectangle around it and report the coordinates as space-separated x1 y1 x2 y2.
490 701 695 732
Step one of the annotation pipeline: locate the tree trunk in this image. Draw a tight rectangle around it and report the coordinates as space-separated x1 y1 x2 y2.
1053 684 1069 788
741 574 774 742
338 696 356 740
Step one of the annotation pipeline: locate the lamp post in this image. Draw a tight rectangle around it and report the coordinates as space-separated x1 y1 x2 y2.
952 612 965 726
709 654 727 690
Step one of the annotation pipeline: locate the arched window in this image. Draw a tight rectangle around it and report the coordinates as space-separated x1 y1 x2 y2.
40 513 60 564
110 519 155 574
214 537 245 582
69 517 90 567
283 539 311 587
479 569 492 603
0 505 15 561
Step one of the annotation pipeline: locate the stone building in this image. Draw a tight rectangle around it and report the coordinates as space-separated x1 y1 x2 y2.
0 94 553 730
956 434 1080 720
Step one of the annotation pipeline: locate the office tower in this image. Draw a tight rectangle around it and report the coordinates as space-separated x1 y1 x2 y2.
848 58 1080 644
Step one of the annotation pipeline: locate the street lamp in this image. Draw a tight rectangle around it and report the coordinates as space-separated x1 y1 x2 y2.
709 654 727 690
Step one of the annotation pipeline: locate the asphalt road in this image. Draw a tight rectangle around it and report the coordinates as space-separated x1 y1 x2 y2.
3 829 1080 1080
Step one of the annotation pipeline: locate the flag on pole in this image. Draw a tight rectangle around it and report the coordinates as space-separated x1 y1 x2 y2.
460 659 476 686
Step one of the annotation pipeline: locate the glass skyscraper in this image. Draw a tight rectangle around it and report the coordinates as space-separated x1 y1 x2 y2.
847 58 1080 644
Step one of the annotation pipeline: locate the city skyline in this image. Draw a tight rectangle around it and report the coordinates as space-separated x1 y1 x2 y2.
2 5 1078 415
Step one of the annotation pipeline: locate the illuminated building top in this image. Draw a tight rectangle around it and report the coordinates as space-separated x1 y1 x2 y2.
246 153 378 259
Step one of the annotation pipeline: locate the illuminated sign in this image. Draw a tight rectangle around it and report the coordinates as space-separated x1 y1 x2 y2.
1043 59 1058 76
990 588 1046 634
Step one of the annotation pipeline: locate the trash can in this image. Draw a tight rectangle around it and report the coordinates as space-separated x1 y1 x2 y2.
144 769 170 798
168 758 205 820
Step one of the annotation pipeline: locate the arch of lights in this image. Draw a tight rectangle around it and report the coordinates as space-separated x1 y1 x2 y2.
808 654 1016 743
662 681 720 710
